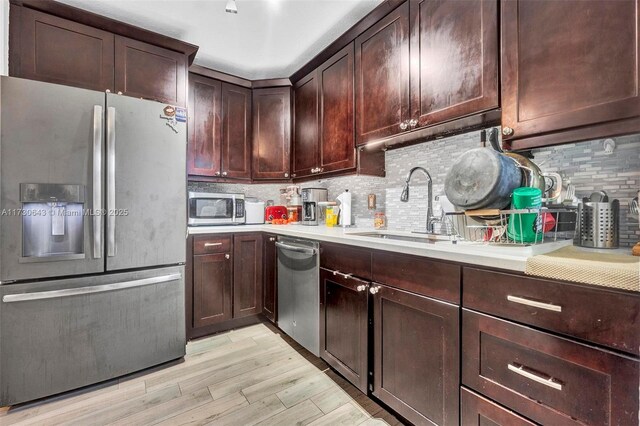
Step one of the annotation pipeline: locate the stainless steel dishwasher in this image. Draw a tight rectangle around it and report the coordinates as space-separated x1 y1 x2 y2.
276 236 320 356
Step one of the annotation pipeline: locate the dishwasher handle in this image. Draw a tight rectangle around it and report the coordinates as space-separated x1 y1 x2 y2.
275 241 318 255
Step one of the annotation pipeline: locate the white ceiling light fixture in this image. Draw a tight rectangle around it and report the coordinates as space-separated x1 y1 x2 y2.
225 0 238 14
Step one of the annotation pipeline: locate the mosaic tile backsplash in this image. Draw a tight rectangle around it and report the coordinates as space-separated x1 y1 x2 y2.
189 128 640 247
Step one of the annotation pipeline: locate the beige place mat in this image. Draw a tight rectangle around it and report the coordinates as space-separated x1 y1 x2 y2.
525 246 640 292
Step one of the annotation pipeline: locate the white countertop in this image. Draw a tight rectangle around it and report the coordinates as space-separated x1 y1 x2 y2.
188 224 578 272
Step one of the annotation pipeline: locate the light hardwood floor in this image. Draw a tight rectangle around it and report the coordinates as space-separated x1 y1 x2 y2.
0 322 403 426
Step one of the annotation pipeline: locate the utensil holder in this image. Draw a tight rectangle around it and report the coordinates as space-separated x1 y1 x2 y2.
578 200 619 248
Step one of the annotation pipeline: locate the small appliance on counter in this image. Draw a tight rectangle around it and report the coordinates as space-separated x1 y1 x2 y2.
265 205 288 223
188 192 245 226
245 198 265 224
301 188 328 226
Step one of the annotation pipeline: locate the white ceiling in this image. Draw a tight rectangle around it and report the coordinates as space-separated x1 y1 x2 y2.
56 0 383 80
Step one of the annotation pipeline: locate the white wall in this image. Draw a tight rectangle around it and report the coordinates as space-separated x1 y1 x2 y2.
1 0 8 75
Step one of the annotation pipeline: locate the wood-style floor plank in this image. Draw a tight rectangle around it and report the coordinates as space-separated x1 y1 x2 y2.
0 321 401 426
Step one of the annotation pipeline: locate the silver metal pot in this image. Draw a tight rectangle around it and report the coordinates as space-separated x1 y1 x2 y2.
445 147 523 211
504 153 562 203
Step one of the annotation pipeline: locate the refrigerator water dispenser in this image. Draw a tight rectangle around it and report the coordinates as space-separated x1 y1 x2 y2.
20 183 85 260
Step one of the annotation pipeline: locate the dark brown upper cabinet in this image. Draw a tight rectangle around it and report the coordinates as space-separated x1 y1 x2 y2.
354 0 498 147
293 71 320 178
114 36 187 106
188 74 252 180
293 43 357 179
10 3 193 107
188 73 222 177
501 0 640 150
11 7 115 92
355 2 411 146
319 44 356 174
252 87 291 181
409 0 498 128
221 83 252 179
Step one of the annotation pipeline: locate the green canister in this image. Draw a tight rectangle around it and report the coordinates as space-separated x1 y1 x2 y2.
507 187 543 243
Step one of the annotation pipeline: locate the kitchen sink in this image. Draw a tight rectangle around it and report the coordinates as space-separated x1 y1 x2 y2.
346 231 454 244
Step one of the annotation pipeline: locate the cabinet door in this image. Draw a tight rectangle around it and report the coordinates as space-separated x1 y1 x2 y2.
252 87 291 180
319 43 356 174
193 253 232 327
409 0 498 128
501 0 640 147
114 36 187 106
293 71 319 178
319 268 368 393
262 234 277 323
13 7 114 92
233 233 263 318
188 74 222 177
372 284 459 426
221 83 252 179
355 2 411 145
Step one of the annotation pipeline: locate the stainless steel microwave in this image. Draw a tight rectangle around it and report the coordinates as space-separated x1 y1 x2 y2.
188 192 245 226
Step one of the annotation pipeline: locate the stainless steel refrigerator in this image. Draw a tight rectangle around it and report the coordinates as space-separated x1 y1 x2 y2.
0 77 187 406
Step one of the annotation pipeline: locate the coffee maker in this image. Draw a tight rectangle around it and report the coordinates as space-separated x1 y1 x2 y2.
301 188 328 225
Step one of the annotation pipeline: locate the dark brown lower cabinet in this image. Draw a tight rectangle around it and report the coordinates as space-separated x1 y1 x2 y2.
462 309 639 426
460 387 535 426
372 284 459 426
233 233 263 318
193 252 232 328
319 268 369 393
262 234 277 323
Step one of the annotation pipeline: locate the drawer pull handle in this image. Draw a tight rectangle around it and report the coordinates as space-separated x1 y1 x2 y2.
507 295 562 312
508 364 563 391
204 242 223 247
332 270 353 280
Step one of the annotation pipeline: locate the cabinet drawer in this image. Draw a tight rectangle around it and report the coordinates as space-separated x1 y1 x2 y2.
460 388 535 426
320 243 372 280
372 251 460 303
462 309 639 426
463 268 640 355
194 235 232 255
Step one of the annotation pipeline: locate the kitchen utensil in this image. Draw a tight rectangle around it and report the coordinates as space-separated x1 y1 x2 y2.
503 153 562 203
630 195 639 214
564 183 576 204
578 199 619 248
589 190 609 203
445 147 523 211
507 187 543 243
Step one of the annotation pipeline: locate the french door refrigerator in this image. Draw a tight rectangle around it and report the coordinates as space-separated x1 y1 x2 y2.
0 77 187 406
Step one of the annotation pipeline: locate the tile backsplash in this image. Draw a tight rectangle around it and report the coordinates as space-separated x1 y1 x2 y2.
189 128 640 247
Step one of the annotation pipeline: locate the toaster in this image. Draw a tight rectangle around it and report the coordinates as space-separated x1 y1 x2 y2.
265 205 288 223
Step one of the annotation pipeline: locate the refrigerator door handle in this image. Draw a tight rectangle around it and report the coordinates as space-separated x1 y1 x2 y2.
2 273 182 303
92 105 103 259
106 106 116 257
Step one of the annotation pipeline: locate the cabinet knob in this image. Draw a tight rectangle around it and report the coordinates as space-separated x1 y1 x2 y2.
409 119 418 128
117 91 123 95
502 127 514 137
399 121 408 131
105 89 111 93
222 171 228 176
269 237 276 242
356 285 367 292
225 254 230 259
215 171 221 176
369 286 380 294
284 173 289 178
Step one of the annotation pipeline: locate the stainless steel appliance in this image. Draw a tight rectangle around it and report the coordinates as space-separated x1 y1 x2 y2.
188 192 245 226
276 237 319 356
0 77 186 406
301 188 328 226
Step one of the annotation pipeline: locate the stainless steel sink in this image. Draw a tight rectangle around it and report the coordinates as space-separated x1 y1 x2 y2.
346 231 453 244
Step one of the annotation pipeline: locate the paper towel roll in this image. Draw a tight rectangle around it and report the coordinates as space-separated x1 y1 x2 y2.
336 190 352 227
